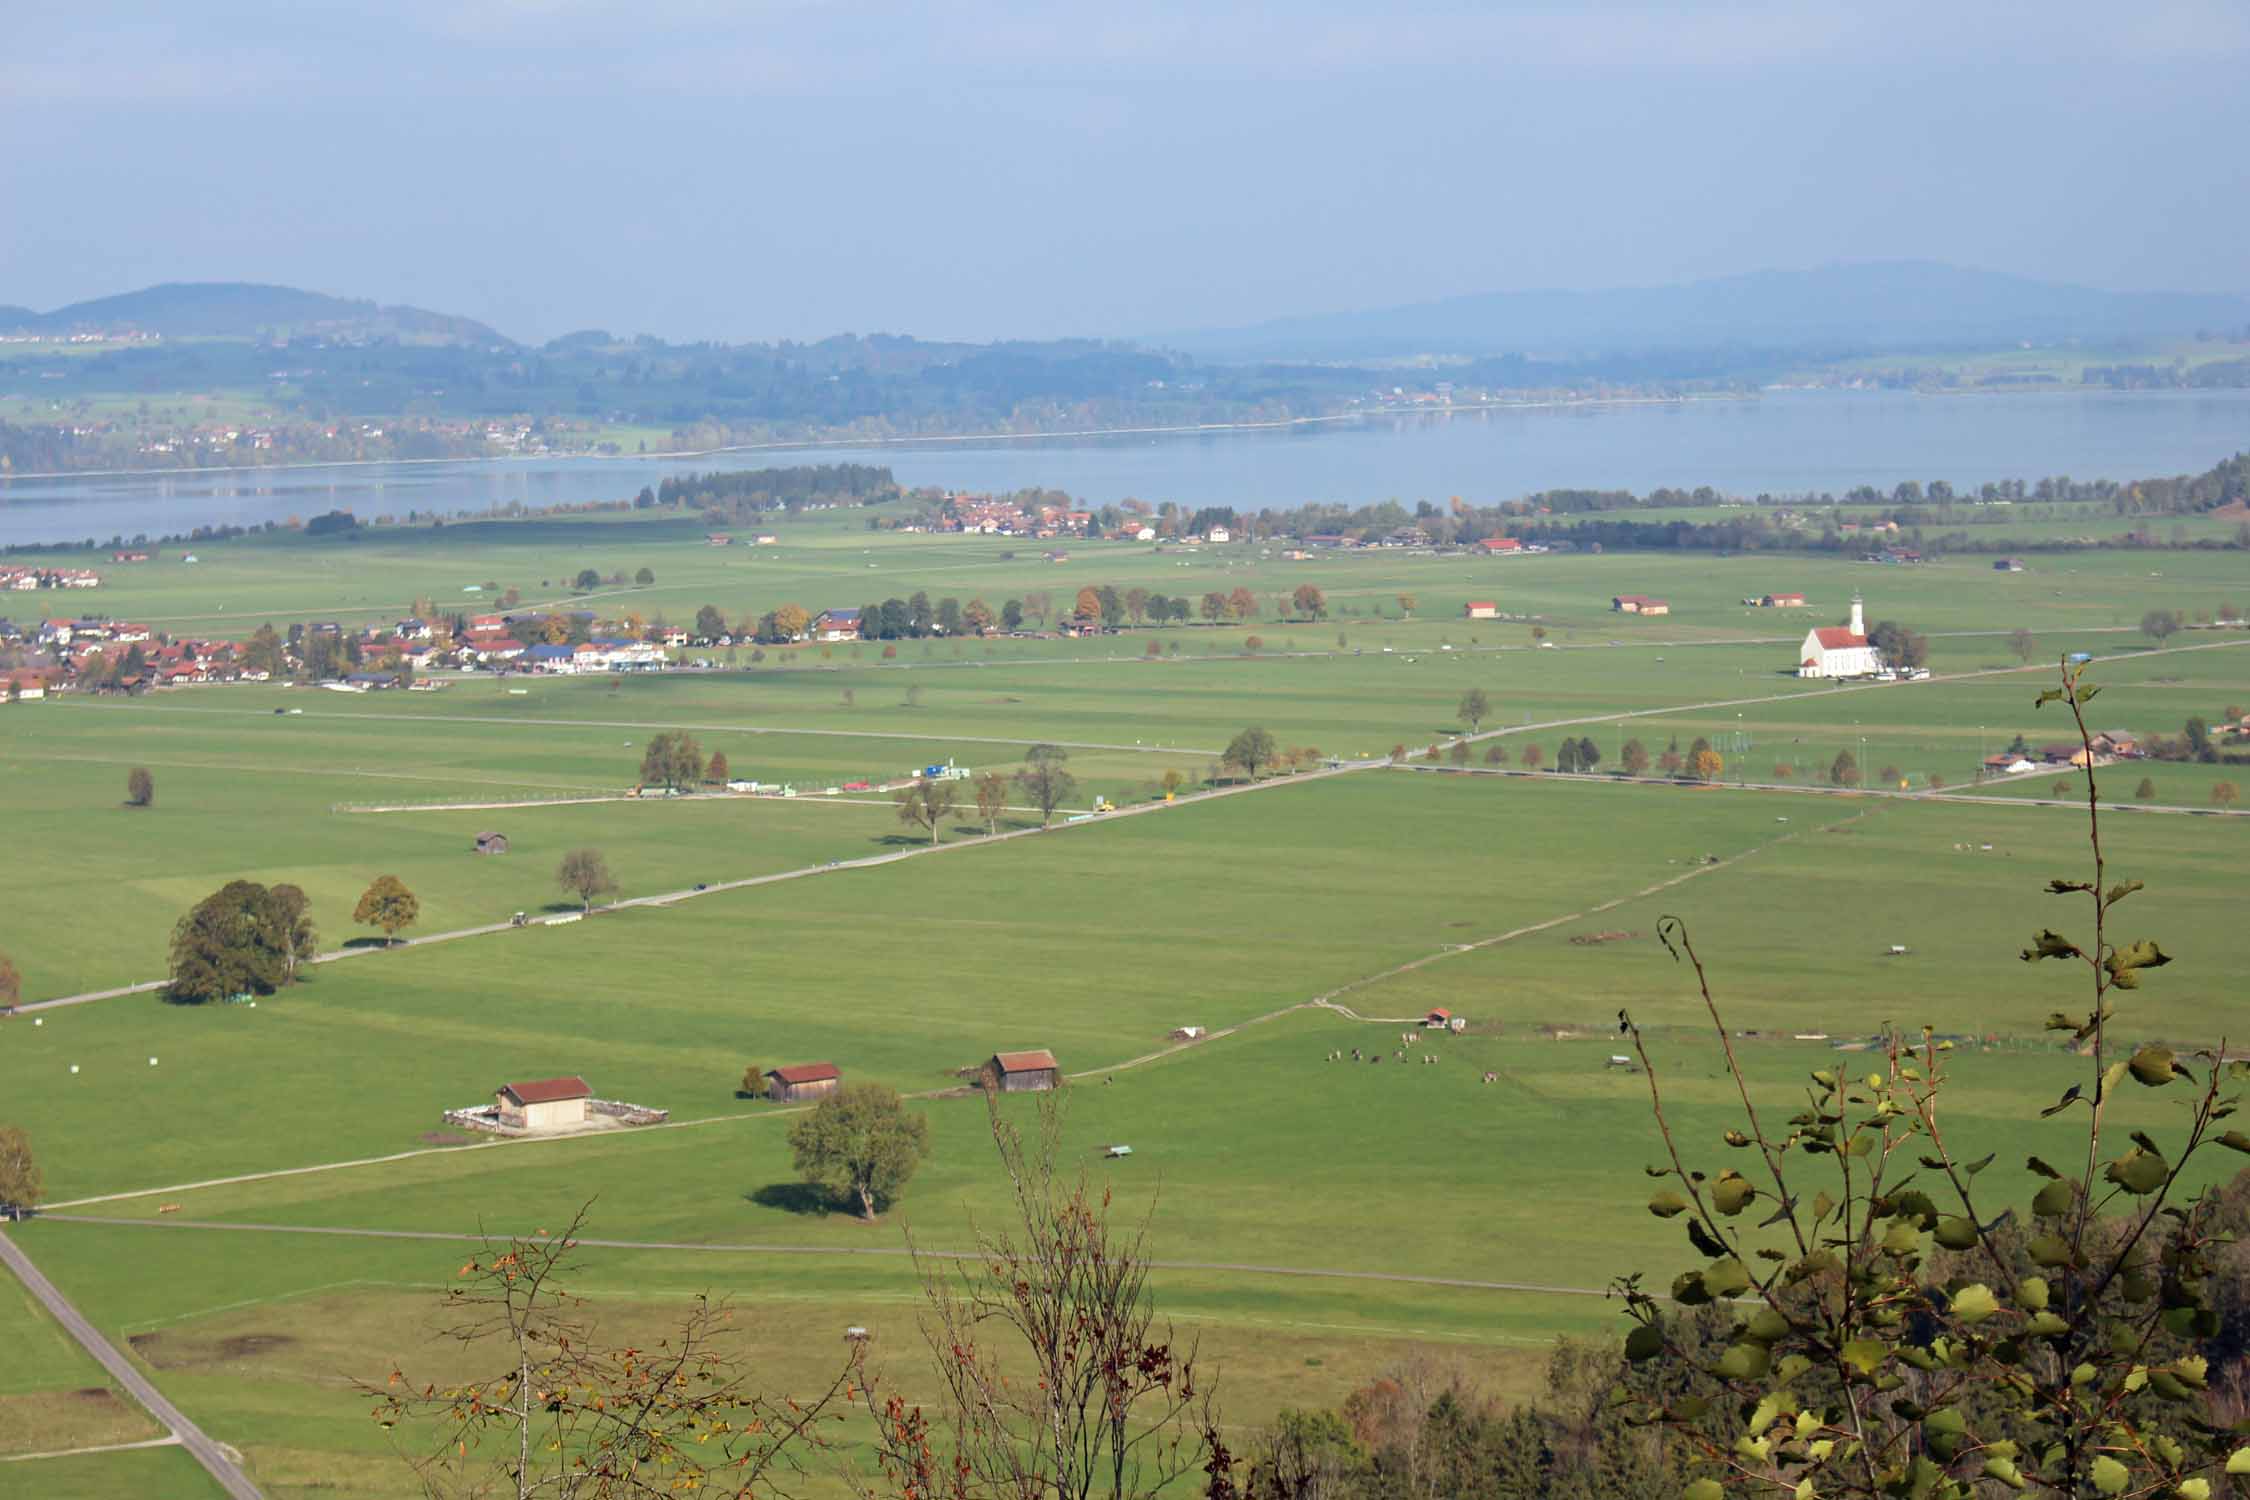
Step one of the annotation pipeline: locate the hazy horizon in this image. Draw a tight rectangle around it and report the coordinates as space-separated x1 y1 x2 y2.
7 2 2249 345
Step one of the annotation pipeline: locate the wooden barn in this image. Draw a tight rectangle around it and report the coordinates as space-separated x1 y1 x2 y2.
766 1061 842 1103
474 831 509 855
496 1076 591 1131
989 1050 1061 1092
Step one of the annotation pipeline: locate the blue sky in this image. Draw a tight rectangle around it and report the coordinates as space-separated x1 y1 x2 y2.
4 1 2246 343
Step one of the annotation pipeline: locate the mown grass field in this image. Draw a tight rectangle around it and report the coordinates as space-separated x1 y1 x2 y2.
2 510 2246 1497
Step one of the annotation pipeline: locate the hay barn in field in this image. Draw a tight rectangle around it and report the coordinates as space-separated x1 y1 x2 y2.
766 1061 842 1103
496 1076 591 1131
473 831 509 855
989 1050 1061 1092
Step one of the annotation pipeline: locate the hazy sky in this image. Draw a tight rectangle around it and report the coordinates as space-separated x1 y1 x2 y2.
6 1 2247 344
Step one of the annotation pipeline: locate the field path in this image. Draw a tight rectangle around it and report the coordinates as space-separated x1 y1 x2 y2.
0 1435 184 1465
0 1226 264 1498
28 1214 1610 1299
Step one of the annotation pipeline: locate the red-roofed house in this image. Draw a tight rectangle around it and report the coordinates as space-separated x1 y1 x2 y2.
1478 537 1522 554
1612 595 1670 615
1464 601 1499 619
765 1061 842 1103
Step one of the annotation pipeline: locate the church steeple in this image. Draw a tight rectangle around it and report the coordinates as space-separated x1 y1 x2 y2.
1849 593 1865 638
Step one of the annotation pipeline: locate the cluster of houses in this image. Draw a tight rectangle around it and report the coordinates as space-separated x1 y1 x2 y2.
1611 594 1671 616
1981 731 2142 777
0 564 101 591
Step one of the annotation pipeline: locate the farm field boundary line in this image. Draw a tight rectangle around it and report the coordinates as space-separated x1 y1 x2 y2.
0 1228 263 1499
27 1215 1613 1299
1391 763 2250 818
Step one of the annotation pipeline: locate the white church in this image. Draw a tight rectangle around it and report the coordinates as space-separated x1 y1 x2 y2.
1797 595 1881 679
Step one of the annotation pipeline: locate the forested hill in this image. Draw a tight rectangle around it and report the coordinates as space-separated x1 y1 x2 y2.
1170 262 2250 360
0 283 510 345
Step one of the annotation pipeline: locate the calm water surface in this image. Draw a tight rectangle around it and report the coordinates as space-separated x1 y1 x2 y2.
2 390 2246 546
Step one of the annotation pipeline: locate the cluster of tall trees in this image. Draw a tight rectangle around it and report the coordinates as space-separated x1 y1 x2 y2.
657 464 899 516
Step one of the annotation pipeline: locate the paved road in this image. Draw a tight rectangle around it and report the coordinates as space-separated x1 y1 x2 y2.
33 1214 1608 1299
0 1224 262 1498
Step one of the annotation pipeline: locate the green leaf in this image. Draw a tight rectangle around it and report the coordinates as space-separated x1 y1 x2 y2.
1716 1342 1770 1380
2226 1448 2250 1475
2034 688 2066 707
2026 1155 2062 1179
1625 1324 1665 1362
1711 1175 1757 1216
1744 1307 1790 1344
2019 1277 2050 1312
2027 1312 2070 1337
1668 1397 1710 1421
1688 1219 1730 1259
2105 1149 2169 1196
2129 1046 2180 1086
2022 929 2083 963
1681 1482 1724 1500
2178 1479 2211 1500
1704 1259 1752 1297
2092 1455 2128 1495
1882 1219 1921 1256
1723 1129 1751 1148
1840 1339 1885 1374
2076 684 2101 704
2029 1234 2075 1267
2033 1178 2075 1216
2218 1131 2250 1155
1951 1284 2000 1324
2040 1084 2085 1118
1933 1217 1980 1250
2104 880 2144 908
1983 1457 2027 1490
2105 940 2173 988
1649 1190 1689 1218
1670 1270 1712 1306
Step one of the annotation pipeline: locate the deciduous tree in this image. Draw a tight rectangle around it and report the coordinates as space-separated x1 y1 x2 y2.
705 750 730 786
693 603 727 639
1520 743 1544 771
2009 626 2037 663
1225 726 1278 780
1829 748 1860 786
894 778 958 845
126 766 154 807
167 880 302 1002
1690 747 1723 781
1458 688 1491 732
1016 744 1077 827
637 730 704 792
787 1083 931 1220
266 883 316 982
2136 776 2157 800
556 848 617 911
1621 738 1650 776
0 1126 40 1219
2142 607 2182 645
353 875 420 946
0 950 18 1010
1292 583 1327 620
972 770 1008 833
2216 780 2241 808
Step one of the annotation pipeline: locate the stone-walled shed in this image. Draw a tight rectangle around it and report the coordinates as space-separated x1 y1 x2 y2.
497 1076 591 1130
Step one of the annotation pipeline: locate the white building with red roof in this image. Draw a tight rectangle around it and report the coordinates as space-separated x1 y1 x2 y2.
1797 595 1880 679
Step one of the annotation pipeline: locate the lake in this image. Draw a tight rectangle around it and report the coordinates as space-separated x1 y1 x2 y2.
2 389 2246 547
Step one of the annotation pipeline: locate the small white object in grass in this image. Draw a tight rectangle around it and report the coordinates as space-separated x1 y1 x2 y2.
150 1057 159 1066
70 1064 79 1074
33 1017 41 1026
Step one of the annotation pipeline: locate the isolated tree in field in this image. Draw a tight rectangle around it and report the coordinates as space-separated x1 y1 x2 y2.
365 1205 858 1496
353 875 420 946
1225 726 1278 780
637 729 704 792
1620 738 1650 777
1292 583 1327 620
1556 738 1582 773
1772 762 1796 780
1396 594 1417 618
971 770 1008 833
0 1126 40 1218
266 883 317 982
2053 778 2071 797
1227 586 1258 622
692 603 727 639
573 567 600 591
1016 744 1078 827
557 848 618 911
2009 626 2037 663
1483 742 1508 767
1829 747 1860 786
1160 768 1186 797
633 566 655 585
1690 746 1724 782
125 766 154 807
1200 591 1227 624
2141 607 2182 646
787 1082 931 1220
1458 688 1491 732
705 750 730 786
1879 763 1902 786
1448 740 1470 767
894 778 958 845
1530 624 1547 644
1241 635 1263 654
1422 745 1441 764
1927 771 1945 789
2217 780 2241 809
2136 776 2157 800
1520 743 1544 771
166 880 301 1002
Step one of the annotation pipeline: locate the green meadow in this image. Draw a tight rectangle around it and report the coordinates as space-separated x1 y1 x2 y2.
2 507 2246 1495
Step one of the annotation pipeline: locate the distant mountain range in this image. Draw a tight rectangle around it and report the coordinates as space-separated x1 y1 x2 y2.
0 282 510 345
1165 262 2250 361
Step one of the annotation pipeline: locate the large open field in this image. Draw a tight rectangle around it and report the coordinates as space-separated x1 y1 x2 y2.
3 506 2246 1496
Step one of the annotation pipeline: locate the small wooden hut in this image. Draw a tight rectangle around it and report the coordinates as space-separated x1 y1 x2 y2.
989 1050 1060 1093
766 1061 842 1104
474 831 510 855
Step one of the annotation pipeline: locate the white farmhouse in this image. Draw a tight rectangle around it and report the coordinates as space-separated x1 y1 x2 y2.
1797 595 1880 679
